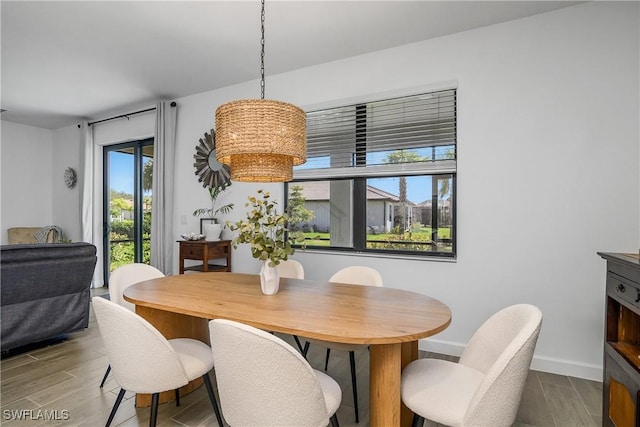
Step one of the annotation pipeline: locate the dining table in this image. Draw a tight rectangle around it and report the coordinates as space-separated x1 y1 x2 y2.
123 271 451 427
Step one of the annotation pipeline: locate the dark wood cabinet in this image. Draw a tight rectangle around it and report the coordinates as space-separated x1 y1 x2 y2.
178 240 231 274
599 252 640 427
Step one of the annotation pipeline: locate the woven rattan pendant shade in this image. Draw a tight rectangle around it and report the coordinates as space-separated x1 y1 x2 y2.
215 99 306 182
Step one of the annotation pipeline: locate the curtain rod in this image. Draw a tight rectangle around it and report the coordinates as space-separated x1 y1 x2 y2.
78 102 176 128
88 107 155 126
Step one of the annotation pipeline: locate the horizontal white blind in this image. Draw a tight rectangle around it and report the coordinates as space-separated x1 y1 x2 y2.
297 89 456 177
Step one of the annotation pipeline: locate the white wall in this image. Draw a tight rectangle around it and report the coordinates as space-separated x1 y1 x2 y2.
51 124 82 242
92 111 155 146
172 2 639 380
1 121 87 244
0 121 54 243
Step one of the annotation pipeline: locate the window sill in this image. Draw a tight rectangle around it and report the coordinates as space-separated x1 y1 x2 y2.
297 247 457 263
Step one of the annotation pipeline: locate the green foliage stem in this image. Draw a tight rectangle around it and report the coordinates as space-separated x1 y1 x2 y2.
193 184 234 219
228 190 305 267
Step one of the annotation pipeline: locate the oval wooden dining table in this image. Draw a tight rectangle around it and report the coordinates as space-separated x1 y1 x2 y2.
124 272 451 427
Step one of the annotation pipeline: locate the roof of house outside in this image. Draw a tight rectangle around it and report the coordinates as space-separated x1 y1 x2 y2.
292 181 405 203
292 181 451 208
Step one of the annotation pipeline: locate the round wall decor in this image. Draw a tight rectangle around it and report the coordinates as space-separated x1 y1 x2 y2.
64 167 77 188
193 129 231 188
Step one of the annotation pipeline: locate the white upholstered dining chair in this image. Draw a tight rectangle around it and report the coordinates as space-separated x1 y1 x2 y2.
99 263 165 388
209 318 341 427
278 259 305 280
108 263 165 311
302 265 384 423
92 297 224 427
401 304 543 427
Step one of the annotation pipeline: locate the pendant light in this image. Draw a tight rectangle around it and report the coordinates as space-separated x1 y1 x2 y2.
215 0 306 182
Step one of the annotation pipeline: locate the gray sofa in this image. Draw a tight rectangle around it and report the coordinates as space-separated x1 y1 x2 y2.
1 242 97 351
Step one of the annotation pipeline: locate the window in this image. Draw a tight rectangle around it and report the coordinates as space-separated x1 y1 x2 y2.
287 89 456 257
103 138 154 283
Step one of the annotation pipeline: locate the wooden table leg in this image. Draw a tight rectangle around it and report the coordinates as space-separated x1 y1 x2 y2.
401 341 419 427
133 305 209 407
370 343 402 427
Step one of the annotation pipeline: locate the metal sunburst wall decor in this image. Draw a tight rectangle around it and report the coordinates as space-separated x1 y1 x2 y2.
64 167 77 189
193 129 231 188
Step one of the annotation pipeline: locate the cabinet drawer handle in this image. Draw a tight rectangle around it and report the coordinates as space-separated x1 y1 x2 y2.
636 291 640 303
616 283 626 293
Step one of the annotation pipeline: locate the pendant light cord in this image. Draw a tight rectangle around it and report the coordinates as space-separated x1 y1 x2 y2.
260 0 266 100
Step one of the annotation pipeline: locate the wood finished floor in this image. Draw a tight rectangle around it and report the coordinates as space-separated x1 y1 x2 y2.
0 287 602 427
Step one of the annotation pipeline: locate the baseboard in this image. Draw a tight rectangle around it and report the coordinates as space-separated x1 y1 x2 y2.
529 354 603 382
419 338 603 382
419 337 465 358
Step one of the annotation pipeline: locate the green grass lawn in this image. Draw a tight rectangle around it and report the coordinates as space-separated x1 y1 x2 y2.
302 227 452 249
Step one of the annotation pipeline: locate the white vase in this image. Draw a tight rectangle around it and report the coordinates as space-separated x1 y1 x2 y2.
203 223 222 241
259 261 280 295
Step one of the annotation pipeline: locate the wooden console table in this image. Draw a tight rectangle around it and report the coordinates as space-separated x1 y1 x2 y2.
178 240 231 274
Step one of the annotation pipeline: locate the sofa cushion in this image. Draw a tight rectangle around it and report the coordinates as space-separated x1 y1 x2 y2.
1 242 95 263
1 243 97 303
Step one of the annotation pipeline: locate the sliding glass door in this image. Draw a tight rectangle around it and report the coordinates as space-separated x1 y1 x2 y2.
103 139 154 284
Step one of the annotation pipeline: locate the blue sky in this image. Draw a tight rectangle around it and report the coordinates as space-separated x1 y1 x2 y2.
368 176 433 204
109 152 134 194
108 152 152 196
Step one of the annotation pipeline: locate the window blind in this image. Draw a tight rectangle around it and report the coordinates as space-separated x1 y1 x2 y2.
295 89 456 179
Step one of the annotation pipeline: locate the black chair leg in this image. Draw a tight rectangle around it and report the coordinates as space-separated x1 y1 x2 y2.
99 365 111 388
411 414 425 427
302 341 310 358
293 335 304 353
349 351 359 423
203 373 225 427
105 388 126 427
330 413 340 427
324 348 331 371
175 388 180 406
149 393 159 427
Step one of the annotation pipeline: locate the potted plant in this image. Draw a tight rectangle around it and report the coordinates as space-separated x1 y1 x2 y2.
193 183 234 241
228 189 305 295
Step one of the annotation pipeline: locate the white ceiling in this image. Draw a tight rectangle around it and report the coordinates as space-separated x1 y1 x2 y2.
1 1 581 130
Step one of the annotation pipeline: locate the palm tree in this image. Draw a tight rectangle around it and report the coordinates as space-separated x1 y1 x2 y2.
437 148 455 200
143 158 153 192
384 149 424 232
438 179 450 200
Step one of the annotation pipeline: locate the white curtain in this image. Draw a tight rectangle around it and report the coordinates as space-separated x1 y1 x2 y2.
80 121 100 287
150 101 177 274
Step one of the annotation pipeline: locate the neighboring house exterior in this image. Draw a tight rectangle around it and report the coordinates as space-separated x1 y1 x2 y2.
293 181 453 234
293 181 417 233
414 199 452 231
110 198 134 221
